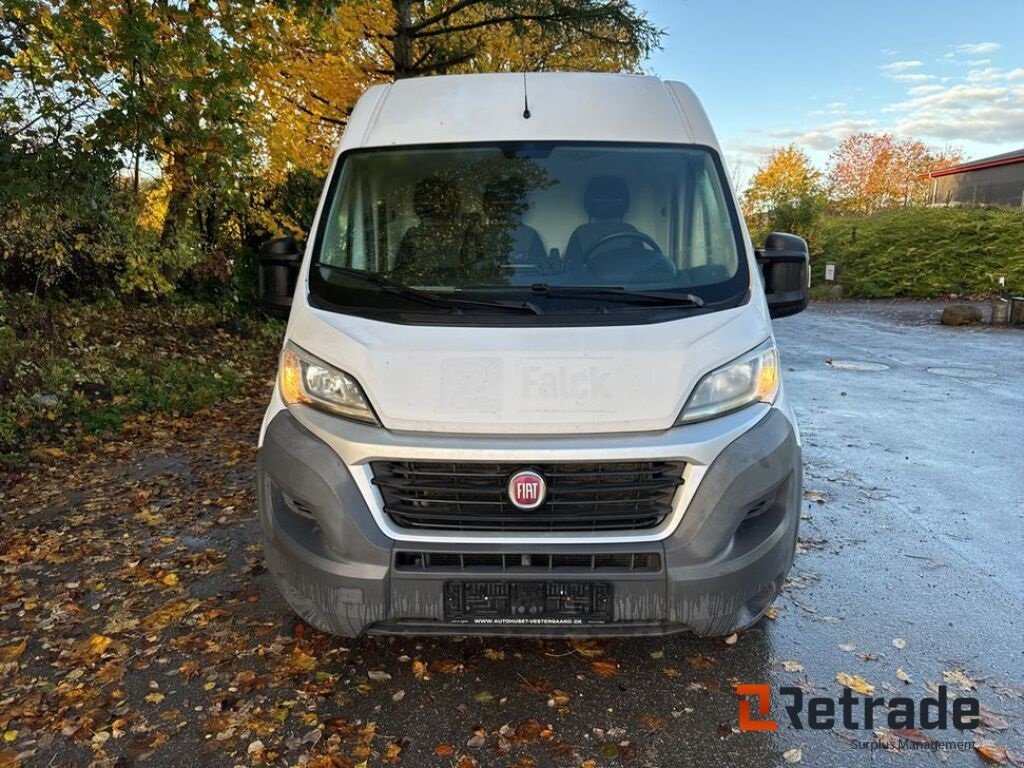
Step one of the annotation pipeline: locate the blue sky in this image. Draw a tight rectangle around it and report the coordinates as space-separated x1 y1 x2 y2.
637 0 1024 183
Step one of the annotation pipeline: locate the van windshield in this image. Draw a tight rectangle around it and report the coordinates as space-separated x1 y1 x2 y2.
310 142 748 322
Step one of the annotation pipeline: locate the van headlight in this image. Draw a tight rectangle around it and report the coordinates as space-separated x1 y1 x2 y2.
677 339 779 424
279 343 379 425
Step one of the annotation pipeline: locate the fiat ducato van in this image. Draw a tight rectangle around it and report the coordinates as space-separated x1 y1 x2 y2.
256 72 809 637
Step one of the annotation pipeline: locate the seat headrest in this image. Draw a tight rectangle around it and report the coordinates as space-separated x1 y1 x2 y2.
413 175 460 219
584 176 630 219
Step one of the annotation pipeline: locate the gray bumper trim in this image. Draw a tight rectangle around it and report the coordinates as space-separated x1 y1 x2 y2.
257 408 800 637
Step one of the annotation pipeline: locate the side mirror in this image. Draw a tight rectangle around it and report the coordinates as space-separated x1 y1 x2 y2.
259 237 302 319
756 232 809 319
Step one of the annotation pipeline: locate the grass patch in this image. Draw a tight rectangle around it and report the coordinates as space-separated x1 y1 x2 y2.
0 294 283 468
813 207 1024 299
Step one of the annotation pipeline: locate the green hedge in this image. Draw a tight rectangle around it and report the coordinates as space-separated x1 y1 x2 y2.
813 207 1024 298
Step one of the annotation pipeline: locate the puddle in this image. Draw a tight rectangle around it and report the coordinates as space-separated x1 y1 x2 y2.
826 360 890 372
926 367 997 379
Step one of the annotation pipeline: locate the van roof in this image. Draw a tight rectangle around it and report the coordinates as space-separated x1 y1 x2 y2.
339 72 720 153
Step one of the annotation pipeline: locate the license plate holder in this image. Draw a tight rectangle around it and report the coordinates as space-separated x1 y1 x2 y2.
444 581 612 626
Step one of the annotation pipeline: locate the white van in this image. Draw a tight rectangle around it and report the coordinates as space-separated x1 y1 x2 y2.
256 73 808 637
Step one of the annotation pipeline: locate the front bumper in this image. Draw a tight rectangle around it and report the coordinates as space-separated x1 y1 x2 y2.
257 408 801 637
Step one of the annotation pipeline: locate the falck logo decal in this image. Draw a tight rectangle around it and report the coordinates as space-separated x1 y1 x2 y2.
507 469 547 510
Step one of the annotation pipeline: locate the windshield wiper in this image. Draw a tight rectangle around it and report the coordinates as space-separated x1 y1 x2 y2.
314 264 543 315
528 284 705 307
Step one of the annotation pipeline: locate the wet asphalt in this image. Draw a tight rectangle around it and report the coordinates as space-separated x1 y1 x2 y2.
245 300 1024 767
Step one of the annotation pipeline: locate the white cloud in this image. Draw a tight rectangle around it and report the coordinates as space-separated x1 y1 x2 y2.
759 118 879 151
890 73 937 84
881 60 924 73
1005 68 1024 81
885 83 1024 143
966 67 1004 83
956 42 1001 55
908 84 945 96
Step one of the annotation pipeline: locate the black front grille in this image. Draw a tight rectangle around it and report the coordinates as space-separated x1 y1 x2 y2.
371 461 685 532
395 551 662 572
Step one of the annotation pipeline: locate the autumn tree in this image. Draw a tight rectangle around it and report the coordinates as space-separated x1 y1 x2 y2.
260 0 661 178
1 0 660 295
826 133 962 215
743 145 826 243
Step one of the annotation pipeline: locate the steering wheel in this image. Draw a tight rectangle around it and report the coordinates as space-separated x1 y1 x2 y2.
581 231 676 278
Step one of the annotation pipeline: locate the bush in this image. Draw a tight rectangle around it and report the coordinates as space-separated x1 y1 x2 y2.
0 136 207 298
0 293 282 467
814 207 1024 298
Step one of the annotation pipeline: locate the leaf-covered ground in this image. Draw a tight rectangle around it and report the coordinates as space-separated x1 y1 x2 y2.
1 301 1023 767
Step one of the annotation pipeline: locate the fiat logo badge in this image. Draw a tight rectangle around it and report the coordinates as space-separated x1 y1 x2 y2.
508 469 547 510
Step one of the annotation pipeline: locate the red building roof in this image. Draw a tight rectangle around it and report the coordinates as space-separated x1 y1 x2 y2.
926 148 1024 178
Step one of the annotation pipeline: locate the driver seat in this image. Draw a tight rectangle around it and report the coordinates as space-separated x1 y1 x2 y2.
563 176 638 270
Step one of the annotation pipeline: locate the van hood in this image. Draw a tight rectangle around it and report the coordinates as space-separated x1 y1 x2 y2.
288 304 771 435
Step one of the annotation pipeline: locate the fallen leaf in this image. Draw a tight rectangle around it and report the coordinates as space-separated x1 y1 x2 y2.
0 639 27 663
724 633 739 645
87 633 113 657
161 572 179 586
473 691 495 703
412 660 428 680
637 714 667 732
782 661 804 673
942 669 977 691
289 647 317 672
434 744 455 757
392 689 406 702
144 692 165 704
548 690 570 707
455 755 477 768
591 659 618 677
384 742 402 762
571 639 605 658
976 741 1009 764
783 747 802 763
765 605 780 620
891 728 930 744
367 669 391 681
686 652 715 669
892 637 907 650
836 672 875 695
979 708 1009 731
896 667 912 684
838 643 856 652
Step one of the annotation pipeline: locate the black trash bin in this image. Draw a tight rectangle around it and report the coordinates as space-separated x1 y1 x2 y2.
259 237 302 319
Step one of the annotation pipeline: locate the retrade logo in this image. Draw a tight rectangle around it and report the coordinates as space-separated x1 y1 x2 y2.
508 470 547 510
737 684 778 731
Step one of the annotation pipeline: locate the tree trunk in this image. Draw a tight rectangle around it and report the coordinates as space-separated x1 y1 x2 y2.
392 0 414 79
160 154 192 252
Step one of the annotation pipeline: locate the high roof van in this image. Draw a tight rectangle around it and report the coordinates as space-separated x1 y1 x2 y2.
256 72 809 637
